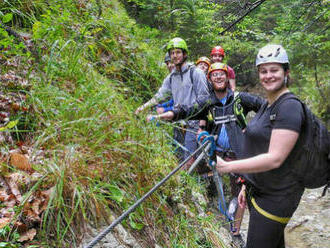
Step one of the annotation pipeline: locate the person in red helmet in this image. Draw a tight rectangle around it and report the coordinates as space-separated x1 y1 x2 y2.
210 46 236 91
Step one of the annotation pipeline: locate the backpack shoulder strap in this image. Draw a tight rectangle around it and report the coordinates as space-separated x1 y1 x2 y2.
232 91 248 129
169 72 174 87
189 65 196 87
270 93 300 121
189 65 202 104
189 64 195 81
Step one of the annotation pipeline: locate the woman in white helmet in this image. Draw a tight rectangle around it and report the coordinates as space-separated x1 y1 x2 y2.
216 44 305 248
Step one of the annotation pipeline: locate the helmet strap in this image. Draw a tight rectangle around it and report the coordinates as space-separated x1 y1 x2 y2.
176 52 188 69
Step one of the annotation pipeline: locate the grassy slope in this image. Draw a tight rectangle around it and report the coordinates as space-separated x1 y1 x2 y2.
0 0 224 247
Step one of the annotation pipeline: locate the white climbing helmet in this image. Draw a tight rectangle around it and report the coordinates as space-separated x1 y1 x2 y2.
256 44 289 67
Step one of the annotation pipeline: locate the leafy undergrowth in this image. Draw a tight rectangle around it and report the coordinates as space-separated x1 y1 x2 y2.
0 1 224 247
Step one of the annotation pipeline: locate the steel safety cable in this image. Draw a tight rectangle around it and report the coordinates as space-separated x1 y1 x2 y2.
84 140 211 248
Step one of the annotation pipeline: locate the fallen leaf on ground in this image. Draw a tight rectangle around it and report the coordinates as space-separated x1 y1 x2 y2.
5 172 28 202
18 228 36 242
10 153 32 171
0 189 10 201
23 209 41 223
14 221 28 233
0 217 11 228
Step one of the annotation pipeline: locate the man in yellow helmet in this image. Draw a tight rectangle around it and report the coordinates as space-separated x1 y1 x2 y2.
147 62 265 243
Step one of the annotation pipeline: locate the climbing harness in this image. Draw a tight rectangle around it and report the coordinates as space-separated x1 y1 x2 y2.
84 140 211 248
214 114 237 125
251 197 291 224
233 93 248 129
207 92 247 136
197 131 236 233
211 92 247 129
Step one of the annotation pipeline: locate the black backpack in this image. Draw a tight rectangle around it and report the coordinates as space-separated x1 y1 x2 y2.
271 94 330 193
169 65 199 96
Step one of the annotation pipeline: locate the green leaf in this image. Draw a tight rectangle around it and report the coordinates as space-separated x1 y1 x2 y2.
2 13 13 24
108 184 124 203
0 119 19 131
0 242 17 248
129 213 144 230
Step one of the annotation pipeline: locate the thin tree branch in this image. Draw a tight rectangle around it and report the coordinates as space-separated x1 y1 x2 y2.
314 63 326 102
0 21 40 62
96 0 102 19
219 0 267 35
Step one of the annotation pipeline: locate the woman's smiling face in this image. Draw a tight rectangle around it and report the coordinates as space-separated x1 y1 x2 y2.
258 63 288 93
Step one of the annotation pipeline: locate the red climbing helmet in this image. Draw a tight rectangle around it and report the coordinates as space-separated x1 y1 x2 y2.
210 46 225 57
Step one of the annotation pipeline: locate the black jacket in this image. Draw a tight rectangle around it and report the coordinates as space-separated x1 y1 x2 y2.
172 89 265 158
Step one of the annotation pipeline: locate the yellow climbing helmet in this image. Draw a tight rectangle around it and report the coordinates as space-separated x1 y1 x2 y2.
207 62 228 79
196 56 211 66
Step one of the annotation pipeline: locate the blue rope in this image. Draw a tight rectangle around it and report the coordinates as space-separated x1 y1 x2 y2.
197 131 216 165
198 131 235 232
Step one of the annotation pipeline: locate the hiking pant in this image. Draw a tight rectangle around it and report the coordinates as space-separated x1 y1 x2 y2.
183 121 199 160
246 202 286 248
173 126 185 162
245 186 304 248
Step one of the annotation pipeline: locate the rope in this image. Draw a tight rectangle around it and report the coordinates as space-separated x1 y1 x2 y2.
188 142 211 174
163 131 190 153
84 140 211 248
197 132 236 232
155 118 199 135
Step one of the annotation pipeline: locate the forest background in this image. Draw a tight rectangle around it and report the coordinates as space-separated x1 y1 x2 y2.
0 0 329 247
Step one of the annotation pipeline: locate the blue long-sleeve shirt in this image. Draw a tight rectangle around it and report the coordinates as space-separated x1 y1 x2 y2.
157 99 174 112
217 96 231 151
